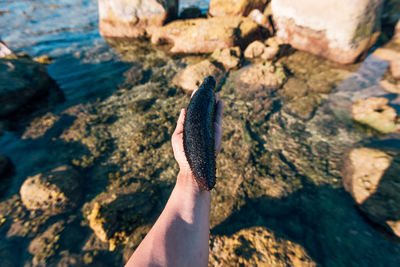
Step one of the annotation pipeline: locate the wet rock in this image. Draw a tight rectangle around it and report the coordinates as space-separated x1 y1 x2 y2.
343 147 400 238
209 0 268 17
272 0 383 64
248 8 274 34
391 57 400 79
211 47 242 70
172 60 225 92
22 113 59 139
285 94 322 120
380 80 400 94
244 40 278 60
0 58 58 117
20 166 82 215
151 17 260 53
237 61 286 94
28 221 64 265
99 0 178 38
88 192 156 251
33 55 54 65
351 97 400 133
0 39 12 57
210 227 316 266
280 78 309 101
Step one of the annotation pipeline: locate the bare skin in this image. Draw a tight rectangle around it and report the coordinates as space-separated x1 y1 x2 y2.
126 97 224 267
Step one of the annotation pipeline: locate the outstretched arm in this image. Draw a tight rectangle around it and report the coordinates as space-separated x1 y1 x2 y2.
126 98 223 267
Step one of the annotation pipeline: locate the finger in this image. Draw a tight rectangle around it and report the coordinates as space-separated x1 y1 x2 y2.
174 109 185 135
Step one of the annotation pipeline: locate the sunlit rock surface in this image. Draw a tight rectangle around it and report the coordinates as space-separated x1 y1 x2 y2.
211 47 242 70
343 147 400 238
98 0 178 38
271 0 383 64
209 0 268 17
20 166 82 215
151 16 261 53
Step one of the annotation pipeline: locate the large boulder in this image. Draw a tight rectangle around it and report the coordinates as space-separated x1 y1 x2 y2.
343 147 400 238
209 0 268 17
20 166 82 215
172 60 225 92
271 0 384 64
0 58 58 117
98 0 178 38
151 16 261 53
351 97 400 133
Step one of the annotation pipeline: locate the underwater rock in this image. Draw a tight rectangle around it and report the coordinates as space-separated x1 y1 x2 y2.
351 97 400 133
151 16 260 53
0 39 11 58
244 40 278 60
22 112 59 139
271 0 383 64
209 227 316 266
237 61 286 93
172 60 224 92
0 58 58 117
28 221 64 265
209 0 268 17
20 166 82 215
98 0 178 38
343 147 400 238
211 47 242 70
88 193 155 251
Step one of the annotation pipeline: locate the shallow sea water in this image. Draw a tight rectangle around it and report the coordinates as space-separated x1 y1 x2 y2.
1 0 400 266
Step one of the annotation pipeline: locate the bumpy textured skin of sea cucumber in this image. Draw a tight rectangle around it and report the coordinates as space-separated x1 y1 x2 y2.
183 76 216 191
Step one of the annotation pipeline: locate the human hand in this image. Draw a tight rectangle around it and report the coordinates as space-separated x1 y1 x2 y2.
172 95 224 176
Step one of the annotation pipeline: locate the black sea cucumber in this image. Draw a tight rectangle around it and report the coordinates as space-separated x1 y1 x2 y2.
183 76 216 191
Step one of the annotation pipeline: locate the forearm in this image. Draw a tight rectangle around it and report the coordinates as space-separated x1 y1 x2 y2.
126 171 211 267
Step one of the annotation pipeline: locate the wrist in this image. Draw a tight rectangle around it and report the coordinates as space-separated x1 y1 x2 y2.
176 170 207 195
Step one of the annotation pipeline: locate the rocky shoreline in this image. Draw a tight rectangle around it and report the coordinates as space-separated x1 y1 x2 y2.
0 0 400 266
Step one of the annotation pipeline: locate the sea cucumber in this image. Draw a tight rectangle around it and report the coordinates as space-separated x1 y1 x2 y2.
183 76 216 191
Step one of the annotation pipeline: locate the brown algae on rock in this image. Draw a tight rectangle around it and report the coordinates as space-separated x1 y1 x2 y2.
183 76 217 191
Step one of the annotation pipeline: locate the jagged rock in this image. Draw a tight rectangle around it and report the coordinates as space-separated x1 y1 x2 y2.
210 227 316 266
211 47 242 70
20 166 82 215
0 58 58 117
98 0 178 38
0 39 12 58
237 61 286 94
88 193 155 251
151 17 260 53
272 0 383 64
244 40 278 60
395 20 400 39
172 60 225 92
351 97 400 133
209 0 268 17
343 147 400 238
